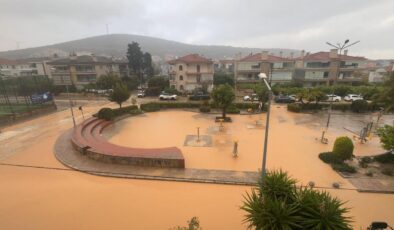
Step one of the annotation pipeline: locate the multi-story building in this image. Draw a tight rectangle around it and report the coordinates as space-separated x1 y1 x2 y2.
294 49 369 86
214 59 235 73
168 54 214 93
234 51 295 86
0 58 45 77
47 55 128 89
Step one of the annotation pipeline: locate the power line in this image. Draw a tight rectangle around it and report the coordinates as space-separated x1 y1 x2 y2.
0 162 360 191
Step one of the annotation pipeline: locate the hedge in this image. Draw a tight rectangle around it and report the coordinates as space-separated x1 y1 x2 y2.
98 108 115 121
226 105 240 114
287 102 377 113
374 152 394 164
351 100 368 113
333 136 354 161
318 152 343 164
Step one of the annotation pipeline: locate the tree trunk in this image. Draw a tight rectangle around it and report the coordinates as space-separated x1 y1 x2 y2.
119 103 122 108
222 107 226 118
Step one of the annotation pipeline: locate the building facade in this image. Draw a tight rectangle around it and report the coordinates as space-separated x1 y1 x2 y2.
0 58 47 77
47 55 128 89
294 49 369 86
234 51 295 86
168 54 214 93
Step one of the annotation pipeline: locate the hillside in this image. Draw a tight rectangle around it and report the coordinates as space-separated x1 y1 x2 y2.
0 34 300 60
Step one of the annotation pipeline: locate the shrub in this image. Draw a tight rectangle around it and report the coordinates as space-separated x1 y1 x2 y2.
140 103 161 112
351 100 368 113
333 136 354 161
374 152 394 164
112 105 139 116
226 105 240 114
233 102 260 110
331 163 357 173
331 103 350 112
365 170 374 177
287 103 301 113
144 87 162 96
199 106 211 113
319 152 343 164
381 168 393 176
361 156 373 163
98 108 114 121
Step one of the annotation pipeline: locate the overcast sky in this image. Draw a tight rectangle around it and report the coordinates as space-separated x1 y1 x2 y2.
1 0 394 59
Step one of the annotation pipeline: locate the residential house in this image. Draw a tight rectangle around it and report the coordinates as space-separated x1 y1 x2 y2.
168 54 214 93
234 51 295 85
294 49 368 86
47 55 128 89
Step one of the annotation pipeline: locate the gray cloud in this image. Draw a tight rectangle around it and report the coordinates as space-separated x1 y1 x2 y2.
0 0 393 58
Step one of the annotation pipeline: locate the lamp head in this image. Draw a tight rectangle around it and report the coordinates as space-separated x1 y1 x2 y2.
258 73 267 79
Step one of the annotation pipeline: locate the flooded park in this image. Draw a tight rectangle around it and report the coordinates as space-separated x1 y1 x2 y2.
0 100 394 229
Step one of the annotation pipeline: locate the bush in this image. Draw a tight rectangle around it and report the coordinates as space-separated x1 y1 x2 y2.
319 152 343 164
112 105 139 116
365 170 374 177
374 152 394 164
199 106 211 113
98 108 114 121
145 87 162 96
351 100 368 113
226 105 240 114
331 163 357 173
331 103 350 112
287 103 301 113
361 156 373 163
140 103 161 112
381 168 393 176
333 136 354 161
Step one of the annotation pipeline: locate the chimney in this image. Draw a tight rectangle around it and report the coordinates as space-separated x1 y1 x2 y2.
261 51 269 61
279 51 283 57
344 50 348 56
329 49 338 58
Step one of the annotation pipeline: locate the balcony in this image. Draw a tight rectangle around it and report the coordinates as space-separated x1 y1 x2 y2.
185 71 213 75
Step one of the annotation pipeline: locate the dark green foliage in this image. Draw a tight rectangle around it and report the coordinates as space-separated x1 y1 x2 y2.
319 152 343 164
127 42 143 77
112 105 139 116
232 103 261 110
373 73 394 111
376 125 394 152
374 152 394 164
254 84 269 103
170 216 202 230
147 76 169 95
333 136 354 161
164 87 180 95
331 103 350 112
381 168 393 176
360 156 373 164
365 171 374 177
142 52 154 78
331 163 357 173
140 102 201 112
199 106 210 113
287 103 301 113
140 103 161 112
108 83 131 108
350 100 368 113
98 108 114 121
145 87 162 96
211 84 235 118
226 105 240 114
96 73 121 89
121 76 140 90
213 72 234 86
242 170 352 230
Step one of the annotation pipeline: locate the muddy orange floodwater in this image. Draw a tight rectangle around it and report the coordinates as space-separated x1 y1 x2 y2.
0 104 393 229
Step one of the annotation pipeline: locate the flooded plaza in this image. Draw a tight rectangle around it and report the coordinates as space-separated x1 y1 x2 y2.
0 102 393 229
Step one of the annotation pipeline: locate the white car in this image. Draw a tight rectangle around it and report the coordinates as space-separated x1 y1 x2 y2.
326 94 341 102
137 91 145 98
243 94 259 101
344 94 363 102
159 93 177 100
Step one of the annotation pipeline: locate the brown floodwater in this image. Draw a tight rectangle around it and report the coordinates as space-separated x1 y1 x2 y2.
0 102 393 229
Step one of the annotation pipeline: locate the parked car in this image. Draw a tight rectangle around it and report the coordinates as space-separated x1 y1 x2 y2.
326 94 341 102
189 92 210 100
159 92 177 100
288 95 298 101
31 92 53 104
243 94 259 101
274 95 296 103
344 94 363 102
137 91 145 98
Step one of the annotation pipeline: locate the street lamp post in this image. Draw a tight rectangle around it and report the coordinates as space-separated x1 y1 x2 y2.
258 72 272 177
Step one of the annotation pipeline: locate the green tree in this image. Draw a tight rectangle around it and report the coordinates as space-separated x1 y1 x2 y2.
147 76 169 91
375 73 394 111
242 170 352 230
253 84 268 103
213 72 234 86
377 125 394 152
127 42 143 80
142 52 154 78
297 88 326 104
96 73 121 90
108 83 131 108
169 217 201 230
211 84 235 118
121 75 140 91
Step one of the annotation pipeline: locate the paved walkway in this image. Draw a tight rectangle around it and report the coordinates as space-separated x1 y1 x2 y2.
54 129 259 186
348 178 394 194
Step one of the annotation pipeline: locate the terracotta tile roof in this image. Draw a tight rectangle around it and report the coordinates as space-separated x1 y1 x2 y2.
0 58 19 65
239 53 293 62
168 54 212 64
302 51 367 61
47 55 125 65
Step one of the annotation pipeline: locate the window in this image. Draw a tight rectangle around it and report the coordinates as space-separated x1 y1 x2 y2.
323 72 329 78
197 65 200 73
179 75 183 80
197 75 201 83
180 85 184 90
179 65 183 71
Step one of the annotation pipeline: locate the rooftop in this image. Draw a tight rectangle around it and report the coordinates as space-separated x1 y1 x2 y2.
239 53 293 62
47 55 127 65
302 51 367 61
168 54 213 64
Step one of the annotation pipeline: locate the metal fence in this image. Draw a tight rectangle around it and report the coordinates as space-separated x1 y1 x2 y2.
0 75 56 126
